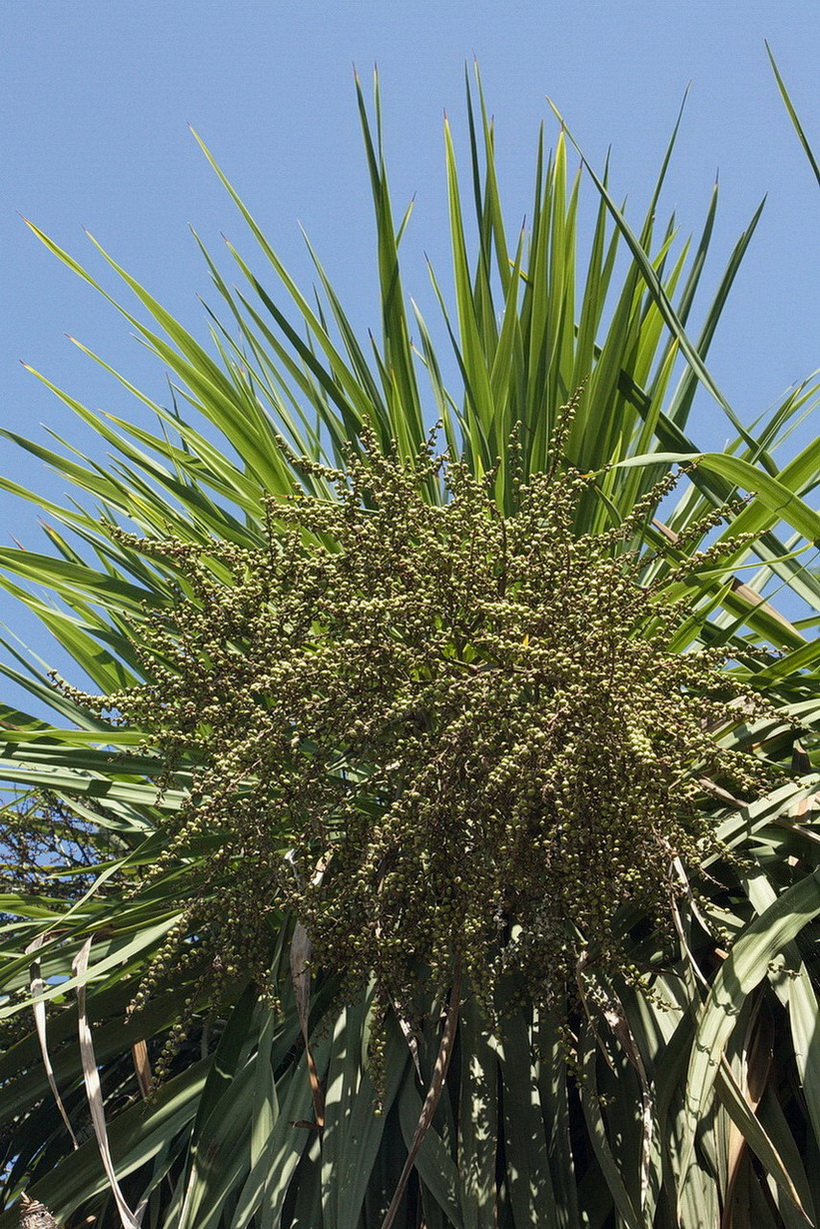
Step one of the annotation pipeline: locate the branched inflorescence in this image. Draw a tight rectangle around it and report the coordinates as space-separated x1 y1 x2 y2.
70 423 785 1013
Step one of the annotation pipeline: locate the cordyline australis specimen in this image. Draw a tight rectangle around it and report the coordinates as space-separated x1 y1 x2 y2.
59 412 784 1027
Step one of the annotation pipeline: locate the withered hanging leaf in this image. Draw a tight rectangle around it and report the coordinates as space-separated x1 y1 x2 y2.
290 918 324 1129
25 933 79 1150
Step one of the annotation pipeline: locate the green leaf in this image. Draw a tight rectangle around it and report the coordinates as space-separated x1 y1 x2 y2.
682 871 820 1199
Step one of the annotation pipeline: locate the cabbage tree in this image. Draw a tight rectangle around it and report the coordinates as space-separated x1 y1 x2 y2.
0 56 819 1229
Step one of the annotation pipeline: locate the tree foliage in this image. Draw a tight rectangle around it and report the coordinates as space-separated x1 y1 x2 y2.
0 62 819 1229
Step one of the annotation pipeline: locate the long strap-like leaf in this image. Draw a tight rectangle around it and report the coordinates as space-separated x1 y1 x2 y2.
289 920 325 1131
25 934 79 1150
72 936 146 1229
379 957 463 1229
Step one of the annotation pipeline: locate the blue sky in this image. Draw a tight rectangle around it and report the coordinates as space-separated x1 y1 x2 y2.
1 1 819 672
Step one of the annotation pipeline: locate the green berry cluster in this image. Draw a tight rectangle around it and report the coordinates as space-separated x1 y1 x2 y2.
75 425 784 1011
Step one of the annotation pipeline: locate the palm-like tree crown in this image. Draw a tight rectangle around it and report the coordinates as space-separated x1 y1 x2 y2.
0 62 819 1229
